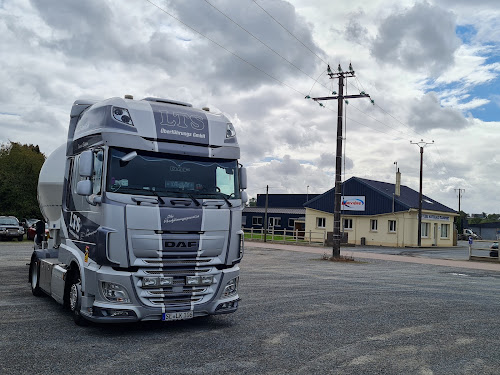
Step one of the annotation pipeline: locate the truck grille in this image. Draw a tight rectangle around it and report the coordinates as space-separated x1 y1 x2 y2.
134 268 216 308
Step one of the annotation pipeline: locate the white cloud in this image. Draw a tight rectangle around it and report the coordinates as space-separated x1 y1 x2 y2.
0 0 499 214
371 2 461 76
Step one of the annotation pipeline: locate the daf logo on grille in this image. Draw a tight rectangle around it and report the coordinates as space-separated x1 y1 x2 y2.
165 241 198 248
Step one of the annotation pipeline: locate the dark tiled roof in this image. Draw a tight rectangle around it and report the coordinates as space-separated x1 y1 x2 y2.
305 177 457 215
243 207 306 214
256 194 320 208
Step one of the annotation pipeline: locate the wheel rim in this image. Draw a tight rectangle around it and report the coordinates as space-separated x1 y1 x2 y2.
69 283 78 311
31 263 38 290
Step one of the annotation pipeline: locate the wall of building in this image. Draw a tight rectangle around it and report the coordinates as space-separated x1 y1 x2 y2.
305 208 456 247
242 212 305 231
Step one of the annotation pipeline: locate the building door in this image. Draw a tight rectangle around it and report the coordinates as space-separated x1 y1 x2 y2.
433 223 438 246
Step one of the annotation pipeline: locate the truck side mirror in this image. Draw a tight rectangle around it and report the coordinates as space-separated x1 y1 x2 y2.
76 180 92 196
239 167 247 190
241 190 248 204
79 150 94 177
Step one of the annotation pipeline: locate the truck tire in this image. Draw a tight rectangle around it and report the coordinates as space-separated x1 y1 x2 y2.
18 235 23 241
30 259 43 297
68 275 88 326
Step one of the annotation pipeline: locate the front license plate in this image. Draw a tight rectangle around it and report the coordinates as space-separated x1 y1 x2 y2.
162 311 194 321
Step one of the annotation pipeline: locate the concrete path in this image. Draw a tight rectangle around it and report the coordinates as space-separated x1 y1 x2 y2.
248 241 500 272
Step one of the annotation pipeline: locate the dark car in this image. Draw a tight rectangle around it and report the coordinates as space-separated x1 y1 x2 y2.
0 216 25 241
490 242 499 258
27 221 49 241
21 218 40 230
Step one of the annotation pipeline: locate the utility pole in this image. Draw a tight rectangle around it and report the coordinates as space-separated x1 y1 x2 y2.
264 185 269 242
455 188 465 232
410 139 434 247
310 63 372 258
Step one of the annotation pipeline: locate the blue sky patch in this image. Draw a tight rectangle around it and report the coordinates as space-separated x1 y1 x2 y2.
455 25 476 44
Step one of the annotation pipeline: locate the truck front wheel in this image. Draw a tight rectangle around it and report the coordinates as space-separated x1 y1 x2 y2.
30 259 43 297
68 275 88 326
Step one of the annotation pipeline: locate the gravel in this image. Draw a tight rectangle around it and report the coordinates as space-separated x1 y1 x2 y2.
1 241 499 375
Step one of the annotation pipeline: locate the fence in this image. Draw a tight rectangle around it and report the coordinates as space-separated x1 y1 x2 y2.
243 227 327 246
468 239 500 262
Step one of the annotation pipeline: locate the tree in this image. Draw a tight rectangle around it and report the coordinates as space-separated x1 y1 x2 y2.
455 210 467 232
0 142 46 219
247 197 257 207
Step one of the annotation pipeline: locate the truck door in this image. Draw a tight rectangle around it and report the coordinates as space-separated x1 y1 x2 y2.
64 149 103 258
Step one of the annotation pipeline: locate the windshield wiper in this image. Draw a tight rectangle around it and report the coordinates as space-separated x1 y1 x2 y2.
155 188 200 206
204 191 233 207
148 189 165 204
114 186 165 204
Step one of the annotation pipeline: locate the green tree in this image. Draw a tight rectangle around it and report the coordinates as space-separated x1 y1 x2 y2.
247 197 257 207
0 142 45 219
455 210 468 232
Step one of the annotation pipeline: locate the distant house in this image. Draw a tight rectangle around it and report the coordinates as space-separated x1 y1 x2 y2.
243 194 319 232
304 176 458 247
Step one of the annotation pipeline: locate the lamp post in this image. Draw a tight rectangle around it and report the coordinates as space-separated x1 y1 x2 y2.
410 139 434 247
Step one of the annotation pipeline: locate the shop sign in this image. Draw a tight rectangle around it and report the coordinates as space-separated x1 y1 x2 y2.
341 196 365 211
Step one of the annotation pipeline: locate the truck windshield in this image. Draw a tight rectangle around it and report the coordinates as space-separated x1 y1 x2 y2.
106 148 240 199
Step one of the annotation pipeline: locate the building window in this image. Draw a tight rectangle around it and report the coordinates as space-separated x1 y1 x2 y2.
370 219 378 231
288 218 295 228
421 222 430 238
317 217 326 228
389 220 396 233
269 217 281 228
441 224 449 238
252 217 262 226
343 218 353 230
242 216 247 226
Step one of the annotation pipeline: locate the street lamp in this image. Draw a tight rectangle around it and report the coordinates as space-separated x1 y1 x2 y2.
410 139 434 246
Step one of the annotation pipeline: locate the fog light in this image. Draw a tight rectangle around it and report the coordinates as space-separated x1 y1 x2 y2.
112 106 134 126
222 277 239 298
101 282 131 303
226 123 236 138
142 277 159 287
159 277 173 286
186 276 200 285
200 275 214 285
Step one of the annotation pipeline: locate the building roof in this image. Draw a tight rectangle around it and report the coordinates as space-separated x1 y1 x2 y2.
305 177 457 215
243 207 306 215
255 194 320 208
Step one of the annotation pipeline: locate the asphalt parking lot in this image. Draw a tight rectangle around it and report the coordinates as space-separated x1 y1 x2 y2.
1 241 499 375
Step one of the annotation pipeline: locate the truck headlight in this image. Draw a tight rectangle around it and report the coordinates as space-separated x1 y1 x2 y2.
222 277 239 298
101 282 131 303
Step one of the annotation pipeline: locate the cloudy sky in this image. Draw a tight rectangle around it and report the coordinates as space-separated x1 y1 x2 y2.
1 0 499 214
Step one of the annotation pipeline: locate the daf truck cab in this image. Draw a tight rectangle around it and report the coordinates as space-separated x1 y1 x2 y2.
29 96 247 325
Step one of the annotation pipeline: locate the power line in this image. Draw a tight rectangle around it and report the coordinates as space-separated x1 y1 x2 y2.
144 0 306 96
251 0 328 65
145 1 412 144
202 0 330 91
249 0 448 154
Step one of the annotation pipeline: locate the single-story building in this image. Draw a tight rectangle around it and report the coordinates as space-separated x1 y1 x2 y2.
304 176 459 247
243 194 319 233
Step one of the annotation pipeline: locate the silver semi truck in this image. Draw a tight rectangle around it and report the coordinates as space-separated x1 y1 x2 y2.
29 96 247 325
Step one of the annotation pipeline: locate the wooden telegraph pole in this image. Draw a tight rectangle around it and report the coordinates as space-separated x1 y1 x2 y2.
310 64 372 258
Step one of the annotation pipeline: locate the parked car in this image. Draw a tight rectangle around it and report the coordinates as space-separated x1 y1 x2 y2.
0 216 25 241
20 218 40 230
26 221 49 241
490 242 498 258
